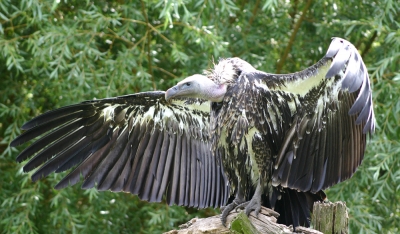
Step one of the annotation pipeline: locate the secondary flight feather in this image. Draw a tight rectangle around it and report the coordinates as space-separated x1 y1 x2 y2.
12 37 374 228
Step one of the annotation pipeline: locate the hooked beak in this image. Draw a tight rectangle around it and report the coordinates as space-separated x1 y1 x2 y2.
165 85 179 102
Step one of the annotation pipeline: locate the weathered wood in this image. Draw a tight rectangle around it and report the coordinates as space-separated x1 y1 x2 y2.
165 206 324 234
312 201 348 234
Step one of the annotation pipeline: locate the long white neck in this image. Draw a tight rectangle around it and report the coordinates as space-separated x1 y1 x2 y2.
165 74 228 102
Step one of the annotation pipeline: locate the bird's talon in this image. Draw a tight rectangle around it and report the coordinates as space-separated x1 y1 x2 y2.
220 206 226 212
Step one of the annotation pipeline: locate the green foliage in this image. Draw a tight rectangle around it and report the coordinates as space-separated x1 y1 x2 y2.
1 0 399 233
230 212 259 234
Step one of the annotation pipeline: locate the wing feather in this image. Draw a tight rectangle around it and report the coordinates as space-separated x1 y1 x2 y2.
97 126 131 191
184 136 192 206
149 131 170 202
204 143 211 207
179 132 187 206
135 125 161 196
156 131 176 202
199 142 206 208
193 141 201 207
342 52 361 91
55 132 117 189
126 122 152 194
325 44 351 78
20 103 94 130
313 126 328 191
168 129 182 205
16 114 97 165
108 122 143 192
144 128 164 199
210 147 216 207
12 110 95 148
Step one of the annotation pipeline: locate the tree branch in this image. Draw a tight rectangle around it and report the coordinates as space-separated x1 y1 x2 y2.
141 0 156 90
276 0 313 73
289 0 299 28
248 0 261 26
361 31 378 58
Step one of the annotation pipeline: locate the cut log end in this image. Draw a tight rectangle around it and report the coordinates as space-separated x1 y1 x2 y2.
312 201 349 234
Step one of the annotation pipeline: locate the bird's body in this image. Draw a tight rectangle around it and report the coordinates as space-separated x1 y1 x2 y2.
12 38 375 228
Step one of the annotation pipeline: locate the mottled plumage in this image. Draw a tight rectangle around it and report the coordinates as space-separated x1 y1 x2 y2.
12 38 374 228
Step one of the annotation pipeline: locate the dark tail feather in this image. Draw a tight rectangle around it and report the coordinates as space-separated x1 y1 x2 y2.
266 187 326 228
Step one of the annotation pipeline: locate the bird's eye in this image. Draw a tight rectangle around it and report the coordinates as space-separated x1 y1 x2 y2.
185 82 191 86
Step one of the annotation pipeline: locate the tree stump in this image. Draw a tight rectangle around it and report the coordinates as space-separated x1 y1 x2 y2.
312 201 348 234
165 201 348 234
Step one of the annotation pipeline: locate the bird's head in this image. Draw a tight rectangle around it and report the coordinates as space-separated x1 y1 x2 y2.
165 74 227 103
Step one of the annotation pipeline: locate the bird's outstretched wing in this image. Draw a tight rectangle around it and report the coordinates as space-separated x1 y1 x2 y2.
11 91 229 208
241 38 375 193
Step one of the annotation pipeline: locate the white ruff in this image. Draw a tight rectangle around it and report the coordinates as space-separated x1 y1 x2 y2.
211 59 236 84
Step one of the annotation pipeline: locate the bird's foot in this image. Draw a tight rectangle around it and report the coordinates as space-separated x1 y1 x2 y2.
235 194 262 217
220 198 246 226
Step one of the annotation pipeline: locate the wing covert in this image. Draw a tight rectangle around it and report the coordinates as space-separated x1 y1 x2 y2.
11 91 229 208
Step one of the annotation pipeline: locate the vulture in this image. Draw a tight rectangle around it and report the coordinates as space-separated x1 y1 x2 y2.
11 37 375 228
